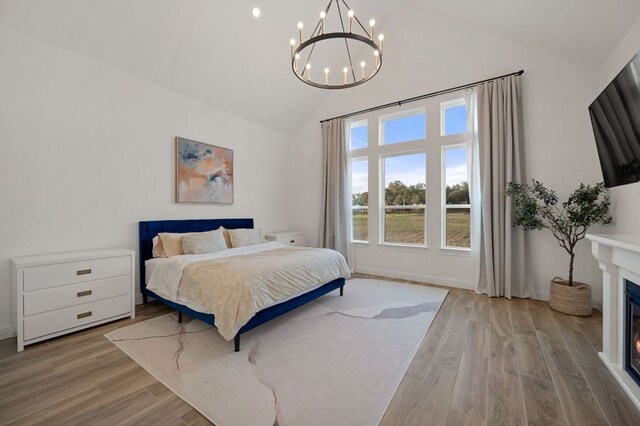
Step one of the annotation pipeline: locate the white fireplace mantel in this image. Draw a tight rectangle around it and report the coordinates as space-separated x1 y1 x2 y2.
587 233 640 410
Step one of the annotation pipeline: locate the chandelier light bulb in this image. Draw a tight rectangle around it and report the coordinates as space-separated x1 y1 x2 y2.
298 22 304 43
360 61 366 79
378 34 384 52
343 67 348 84
306 63 311 81
374 50 380 67
320 11 326 33
348 10 355 18
324 68 330 85
290 39 296 45
369 19 376 39
348 10 354 32
298 22 304 29
320 11 326 19
290 38 296 56
324 67 330 74
252 7 261 18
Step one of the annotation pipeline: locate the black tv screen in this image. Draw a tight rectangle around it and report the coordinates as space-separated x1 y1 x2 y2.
589 50 640 188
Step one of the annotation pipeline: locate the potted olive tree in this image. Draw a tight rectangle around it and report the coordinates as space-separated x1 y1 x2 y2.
506 181 611 316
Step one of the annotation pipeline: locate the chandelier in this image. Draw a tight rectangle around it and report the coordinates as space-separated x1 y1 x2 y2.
290 0 384 89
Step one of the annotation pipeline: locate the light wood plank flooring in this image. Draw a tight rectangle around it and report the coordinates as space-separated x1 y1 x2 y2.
1 276 640 425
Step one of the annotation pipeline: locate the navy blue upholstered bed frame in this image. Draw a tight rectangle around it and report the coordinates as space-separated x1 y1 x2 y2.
138 218 345 352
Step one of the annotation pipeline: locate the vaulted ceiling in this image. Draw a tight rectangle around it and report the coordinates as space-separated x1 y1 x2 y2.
1 0 639 133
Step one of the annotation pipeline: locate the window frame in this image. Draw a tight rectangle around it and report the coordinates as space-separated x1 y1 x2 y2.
441 143 471 251
351 156 369 243
378 107 427 146
380 151 428 247
440 98 467 137
349 119 369 151
346 93 472 252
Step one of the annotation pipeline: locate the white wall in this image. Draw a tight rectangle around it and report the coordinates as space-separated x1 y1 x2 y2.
291 7 605 305
595 15 640 235
0 26 293 339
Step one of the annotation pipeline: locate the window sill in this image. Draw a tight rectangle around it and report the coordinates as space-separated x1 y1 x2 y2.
439 246 471 256
377 242 429 252
353 241 370 246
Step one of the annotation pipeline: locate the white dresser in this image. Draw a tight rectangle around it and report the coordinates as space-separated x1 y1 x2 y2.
12 248 135 352
264 231 306 247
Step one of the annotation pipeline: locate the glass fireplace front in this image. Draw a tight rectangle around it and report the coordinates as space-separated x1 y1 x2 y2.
625 279 640 387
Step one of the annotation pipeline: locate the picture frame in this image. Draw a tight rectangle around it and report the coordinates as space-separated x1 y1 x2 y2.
175 137 234 204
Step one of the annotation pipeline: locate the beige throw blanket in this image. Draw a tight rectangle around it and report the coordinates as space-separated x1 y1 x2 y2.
179 247 350 340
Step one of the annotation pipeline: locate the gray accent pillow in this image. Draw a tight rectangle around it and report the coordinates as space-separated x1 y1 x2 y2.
182 229 228 255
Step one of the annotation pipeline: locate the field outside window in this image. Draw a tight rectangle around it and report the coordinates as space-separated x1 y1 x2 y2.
383 153 426 245
351 158 368 242
443 146 470 248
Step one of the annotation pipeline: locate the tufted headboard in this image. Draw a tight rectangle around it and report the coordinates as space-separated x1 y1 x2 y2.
138 218 254 293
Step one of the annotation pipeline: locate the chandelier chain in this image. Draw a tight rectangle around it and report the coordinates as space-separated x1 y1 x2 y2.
301 0 333 77
335 0 357 83
341 0 370 35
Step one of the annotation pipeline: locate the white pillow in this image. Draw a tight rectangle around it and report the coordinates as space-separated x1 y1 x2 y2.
228 228 263 248
182 229 228 255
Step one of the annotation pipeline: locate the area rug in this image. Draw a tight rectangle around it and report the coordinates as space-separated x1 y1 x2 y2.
105 278 447 426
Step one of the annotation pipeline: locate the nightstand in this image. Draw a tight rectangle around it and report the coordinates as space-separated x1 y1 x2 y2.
12 248 135 352
264 231 306 247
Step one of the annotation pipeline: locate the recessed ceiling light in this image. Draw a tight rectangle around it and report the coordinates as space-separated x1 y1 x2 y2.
252 7 261 18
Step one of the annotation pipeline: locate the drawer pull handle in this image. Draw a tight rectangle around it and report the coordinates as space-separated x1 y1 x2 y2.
77 311 92 319
290 240 295 243
76 269 92 276
77 290 92 297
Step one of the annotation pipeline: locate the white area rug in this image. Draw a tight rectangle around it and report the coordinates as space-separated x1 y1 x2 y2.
105 278 447 426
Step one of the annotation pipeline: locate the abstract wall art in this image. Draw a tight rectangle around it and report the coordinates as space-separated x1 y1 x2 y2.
175 137 233 204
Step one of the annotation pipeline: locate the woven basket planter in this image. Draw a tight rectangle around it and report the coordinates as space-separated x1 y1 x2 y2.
549 277 592 317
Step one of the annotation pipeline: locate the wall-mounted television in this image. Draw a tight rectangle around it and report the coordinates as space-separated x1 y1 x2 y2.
589 49 640 188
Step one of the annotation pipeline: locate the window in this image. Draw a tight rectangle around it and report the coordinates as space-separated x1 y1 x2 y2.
351 158 368 242
443 146 470 248
348 96 470 250
383 153 426 245
381 111 426 145
441 100 467 136
350 120 368 150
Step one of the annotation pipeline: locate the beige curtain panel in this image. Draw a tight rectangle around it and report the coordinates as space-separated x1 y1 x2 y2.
474 75 534 298
319 118 353 269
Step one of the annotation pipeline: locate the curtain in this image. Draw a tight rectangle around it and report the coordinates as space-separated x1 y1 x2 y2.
319 118 354 270
468 75 534 298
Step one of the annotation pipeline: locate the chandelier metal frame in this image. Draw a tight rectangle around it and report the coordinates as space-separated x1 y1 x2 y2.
291 0 383 89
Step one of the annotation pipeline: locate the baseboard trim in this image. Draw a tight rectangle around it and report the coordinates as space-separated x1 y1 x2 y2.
0 324 15 340
355 266 473 290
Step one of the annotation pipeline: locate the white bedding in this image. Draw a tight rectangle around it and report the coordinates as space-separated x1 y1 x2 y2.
146 242 286 298
145 242 350 339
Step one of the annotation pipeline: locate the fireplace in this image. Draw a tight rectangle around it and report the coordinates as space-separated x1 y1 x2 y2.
625 279 640 387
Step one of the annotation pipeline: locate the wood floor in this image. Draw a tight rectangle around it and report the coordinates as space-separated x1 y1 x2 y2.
1 277 640 425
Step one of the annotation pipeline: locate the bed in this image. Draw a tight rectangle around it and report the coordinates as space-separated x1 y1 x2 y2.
139 218 347 351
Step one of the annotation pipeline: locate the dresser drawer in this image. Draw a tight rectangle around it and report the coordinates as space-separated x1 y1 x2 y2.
24 294 131 341
23 256 130 292
23 275 131 316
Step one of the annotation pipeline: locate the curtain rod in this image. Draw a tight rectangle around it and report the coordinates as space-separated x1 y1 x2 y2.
319 69 524 124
